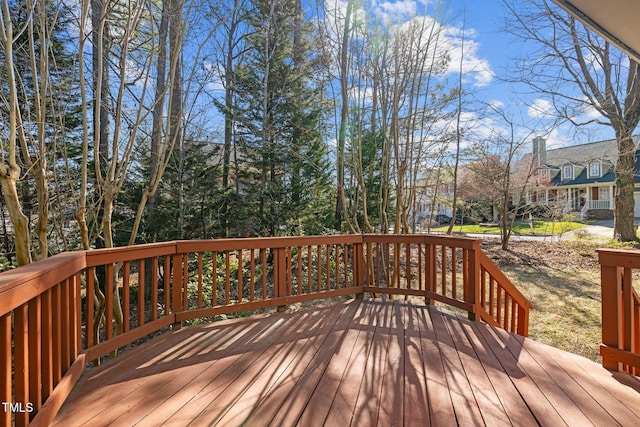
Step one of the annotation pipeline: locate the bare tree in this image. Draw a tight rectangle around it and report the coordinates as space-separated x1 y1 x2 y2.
128 0 189 245
0 0 31 265
211 0 249 237
460 102 555 249
0 0 64 264
334 0 355 232
321 0 455 234
504 0 640 241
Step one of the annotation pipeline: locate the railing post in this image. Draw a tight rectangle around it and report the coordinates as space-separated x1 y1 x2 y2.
466 240 481 321
275 247 287 312
1 313 11 427
355 241 364 299
600 263 621 370
517 304 529 337
171 253 183 330
425 242 434 305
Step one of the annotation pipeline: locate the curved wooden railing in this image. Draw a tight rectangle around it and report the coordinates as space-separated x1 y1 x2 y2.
0 234 530 426
598 249 640 376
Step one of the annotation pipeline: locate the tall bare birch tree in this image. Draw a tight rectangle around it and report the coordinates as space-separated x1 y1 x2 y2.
210 0 250 237
322 1 454 234
71 0 192 339
0 0 30 265
0 0 67 264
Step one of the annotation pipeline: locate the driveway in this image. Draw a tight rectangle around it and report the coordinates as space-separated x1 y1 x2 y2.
462 219 615 242
561 219 614 241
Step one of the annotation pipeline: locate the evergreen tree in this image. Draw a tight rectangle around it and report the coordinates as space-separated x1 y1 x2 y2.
232 0 332 236
129 137 223 242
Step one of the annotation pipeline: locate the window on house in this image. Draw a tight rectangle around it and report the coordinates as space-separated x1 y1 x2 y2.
589 162 601 177
539 168 549 181
562 165 573 180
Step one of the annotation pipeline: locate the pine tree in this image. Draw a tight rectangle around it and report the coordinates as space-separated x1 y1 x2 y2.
232 0 332 236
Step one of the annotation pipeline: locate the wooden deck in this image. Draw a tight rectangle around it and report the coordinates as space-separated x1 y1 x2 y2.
52 299 640 426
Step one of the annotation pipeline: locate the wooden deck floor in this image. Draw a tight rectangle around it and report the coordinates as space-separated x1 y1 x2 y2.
53 299 640 426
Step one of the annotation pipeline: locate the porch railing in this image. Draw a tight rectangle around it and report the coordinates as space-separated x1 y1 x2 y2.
598 249 640 376
0 234 530 426
584 199 612 211
581 199 612 217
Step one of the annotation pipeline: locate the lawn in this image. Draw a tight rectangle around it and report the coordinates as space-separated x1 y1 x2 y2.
434 220 584 236
480 236 639 362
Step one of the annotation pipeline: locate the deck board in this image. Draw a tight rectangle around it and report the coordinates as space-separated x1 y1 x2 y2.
456 315 537 426
442 311 511 426
52 299 640 426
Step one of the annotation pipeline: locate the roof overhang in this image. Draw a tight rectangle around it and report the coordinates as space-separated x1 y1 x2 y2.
551 0 640 63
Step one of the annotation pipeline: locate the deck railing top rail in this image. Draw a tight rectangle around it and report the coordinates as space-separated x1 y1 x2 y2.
1 234 530 426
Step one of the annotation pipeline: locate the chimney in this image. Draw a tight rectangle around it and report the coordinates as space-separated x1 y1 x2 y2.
533 137 546 166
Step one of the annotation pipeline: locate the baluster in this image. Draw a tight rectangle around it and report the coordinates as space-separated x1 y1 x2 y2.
225 251 231 305
14 304 29 426
250 248 256 301
197 253 203 309
138 258 146 326
122 261 130 332
1 313 11 427
238 250 244 303
28 296 42 413
151 257 159 320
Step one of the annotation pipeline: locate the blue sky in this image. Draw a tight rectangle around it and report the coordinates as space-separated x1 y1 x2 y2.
313 0 617 153
444 0 616 149
201 0 618 151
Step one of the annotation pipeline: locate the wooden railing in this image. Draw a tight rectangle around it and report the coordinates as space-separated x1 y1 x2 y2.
0 234 529 426
477 251 531 336
598 249 640 375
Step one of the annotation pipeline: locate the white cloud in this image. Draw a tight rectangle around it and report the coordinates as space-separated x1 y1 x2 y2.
203 61 224 92
441 26 494 87
322 1 494 88
580 102 606 122
527 98 554 119
540 128 569 149
374 1 417 25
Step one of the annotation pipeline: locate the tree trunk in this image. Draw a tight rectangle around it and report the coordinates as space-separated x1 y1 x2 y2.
0 171 31 265
335 0 353 231
0 0 32 266
92 0 110 171
614 133 637 240
146 0 169 241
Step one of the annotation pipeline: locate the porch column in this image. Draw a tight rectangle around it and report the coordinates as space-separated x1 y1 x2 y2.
585 187 590 210
610 185 615 210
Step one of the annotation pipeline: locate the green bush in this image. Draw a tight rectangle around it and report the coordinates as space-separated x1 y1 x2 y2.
0 256 14 273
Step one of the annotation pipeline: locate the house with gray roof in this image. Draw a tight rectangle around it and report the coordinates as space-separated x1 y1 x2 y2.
521 136 640 219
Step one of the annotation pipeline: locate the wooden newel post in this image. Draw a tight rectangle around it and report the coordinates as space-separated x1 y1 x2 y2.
275 247 287 312
355 242 365 299
517 305 529 337
466 241 481 322
425 243 435 305
600 263 622 371
171 253 183 331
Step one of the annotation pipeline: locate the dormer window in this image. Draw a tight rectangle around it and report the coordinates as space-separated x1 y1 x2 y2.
589 162 601 178
539 168 549 181
562 164 573 180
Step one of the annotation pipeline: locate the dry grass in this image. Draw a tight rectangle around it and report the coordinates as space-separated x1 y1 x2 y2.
482 235 640 362
499 265 602 361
